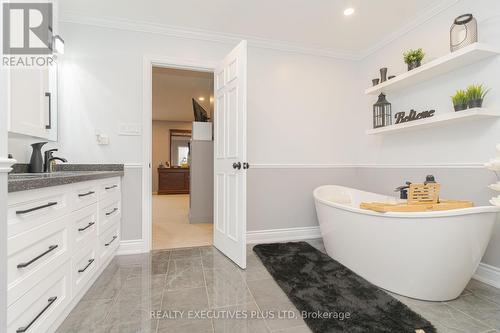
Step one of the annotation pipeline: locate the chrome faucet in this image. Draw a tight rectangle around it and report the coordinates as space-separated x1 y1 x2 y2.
43 149 67 173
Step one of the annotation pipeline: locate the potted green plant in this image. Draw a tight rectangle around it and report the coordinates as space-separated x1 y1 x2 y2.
466 84 489 108
403 48 425 71
451 90 468 111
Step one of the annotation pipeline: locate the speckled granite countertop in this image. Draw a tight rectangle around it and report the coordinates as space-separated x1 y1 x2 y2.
8 164 124 193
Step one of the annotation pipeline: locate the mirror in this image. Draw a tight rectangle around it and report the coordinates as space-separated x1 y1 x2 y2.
170 129 191 167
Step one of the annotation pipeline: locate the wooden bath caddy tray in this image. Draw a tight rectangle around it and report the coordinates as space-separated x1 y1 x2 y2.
360 200 474 213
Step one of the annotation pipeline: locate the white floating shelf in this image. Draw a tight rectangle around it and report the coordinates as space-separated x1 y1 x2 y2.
365 43 500 96
366 108 500 135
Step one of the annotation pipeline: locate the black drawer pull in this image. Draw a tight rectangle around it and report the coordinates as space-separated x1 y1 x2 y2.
105 185 118 190
105 236 117 247
105 208 118 216
78 259 95 273
17 245 58 269
78 222 95 232
16 296 57 333
78 191 95 197
16 202 57 215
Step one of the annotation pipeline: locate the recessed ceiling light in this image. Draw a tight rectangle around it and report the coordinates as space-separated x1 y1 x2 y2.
343 8 355 16
198 97 205 101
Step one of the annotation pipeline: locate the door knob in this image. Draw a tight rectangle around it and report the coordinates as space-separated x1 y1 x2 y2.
243 162 250 169
232 162 242 170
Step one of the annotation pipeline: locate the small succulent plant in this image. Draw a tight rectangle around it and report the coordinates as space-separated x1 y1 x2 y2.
451 90 468 106
465 84 489 101
403 48 425 64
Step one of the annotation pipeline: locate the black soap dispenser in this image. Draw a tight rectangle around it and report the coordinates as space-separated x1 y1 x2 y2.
29 142 47 173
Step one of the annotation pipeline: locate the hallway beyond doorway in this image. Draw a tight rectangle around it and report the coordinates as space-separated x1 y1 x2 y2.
152 194 213 250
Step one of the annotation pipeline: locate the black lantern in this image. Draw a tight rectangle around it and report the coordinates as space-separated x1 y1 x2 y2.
373 93 392 128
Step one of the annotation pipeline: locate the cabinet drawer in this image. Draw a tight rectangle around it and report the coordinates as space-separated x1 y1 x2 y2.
70 204 98 250
99 198 121 235
73 244 99 298
8 216 70 306
7 260 71 333
8 187 71 237
73 182 98 211
99 177 121 201
99 223 120 266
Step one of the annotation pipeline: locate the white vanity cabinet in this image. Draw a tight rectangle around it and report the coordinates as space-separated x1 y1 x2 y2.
8 65 58 141
6 176 122 333
7 0 59 141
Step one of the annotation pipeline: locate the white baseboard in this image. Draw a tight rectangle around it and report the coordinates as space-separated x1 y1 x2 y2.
246 226 321 244
473 263 500 289
116 239 146 255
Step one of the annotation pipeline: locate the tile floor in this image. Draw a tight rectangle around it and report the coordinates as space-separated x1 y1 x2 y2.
57 239 500 333
152 194 213 250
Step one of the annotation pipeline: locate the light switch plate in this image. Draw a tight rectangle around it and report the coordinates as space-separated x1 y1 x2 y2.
119 123 142 136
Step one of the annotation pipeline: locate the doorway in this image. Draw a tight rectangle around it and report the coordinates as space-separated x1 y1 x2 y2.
150 67 214 250
142 41 249 268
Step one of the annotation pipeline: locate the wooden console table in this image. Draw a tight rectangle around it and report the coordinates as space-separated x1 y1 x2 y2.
158 167 190 195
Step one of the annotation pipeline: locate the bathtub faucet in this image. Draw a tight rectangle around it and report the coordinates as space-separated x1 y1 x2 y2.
395 181 412 200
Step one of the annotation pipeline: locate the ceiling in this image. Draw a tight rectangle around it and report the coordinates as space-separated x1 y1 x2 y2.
60 0 452 56
152 67 213 122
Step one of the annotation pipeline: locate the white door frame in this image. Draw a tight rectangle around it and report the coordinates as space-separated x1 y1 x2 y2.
142 55 217 252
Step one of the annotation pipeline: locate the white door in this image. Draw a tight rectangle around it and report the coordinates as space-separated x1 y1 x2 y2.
213 41 248 268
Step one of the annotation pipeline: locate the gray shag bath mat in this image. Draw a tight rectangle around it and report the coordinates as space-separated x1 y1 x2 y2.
253 242 436 333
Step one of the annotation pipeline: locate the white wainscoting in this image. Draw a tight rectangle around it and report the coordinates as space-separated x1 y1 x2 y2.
246 226 321 244
473 263 500 289
250 163 485 169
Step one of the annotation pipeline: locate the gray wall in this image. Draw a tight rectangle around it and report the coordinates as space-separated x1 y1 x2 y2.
189 141 214 224
247 167 358 231
121 166 143 240
247 166 500 268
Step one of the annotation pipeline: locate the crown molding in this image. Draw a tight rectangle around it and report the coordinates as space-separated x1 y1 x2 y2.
60 11 359 60
60 0 461 62
358 0 461 58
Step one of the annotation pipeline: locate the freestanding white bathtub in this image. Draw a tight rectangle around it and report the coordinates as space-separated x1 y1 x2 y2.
313 185 500 301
